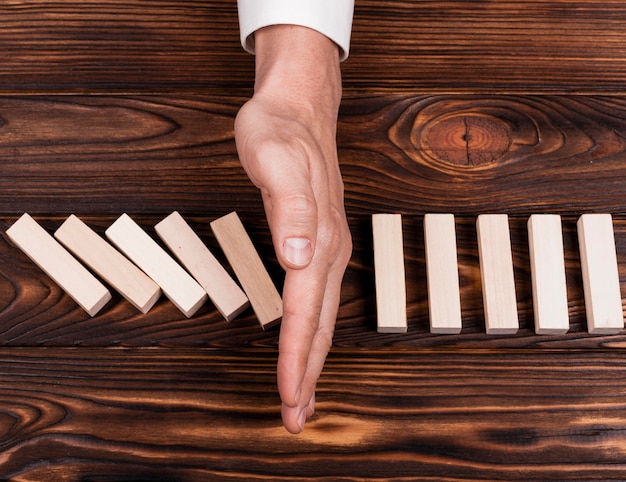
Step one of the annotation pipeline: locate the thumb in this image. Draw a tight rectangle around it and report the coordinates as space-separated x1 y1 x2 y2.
266 188 318 270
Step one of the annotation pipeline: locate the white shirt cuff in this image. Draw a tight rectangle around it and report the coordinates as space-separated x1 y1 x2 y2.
237 0 354 61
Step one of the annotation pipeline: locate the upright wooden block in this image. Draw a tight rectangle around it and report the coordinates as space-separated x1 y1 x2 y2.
6 213 112 317
55 214 162 314
476 214 519 335
155 211 250 321
210 212 282 329
105 213 207 318
577 213 624 334
527 214 569 334
424 214 462 334
372 213 407 333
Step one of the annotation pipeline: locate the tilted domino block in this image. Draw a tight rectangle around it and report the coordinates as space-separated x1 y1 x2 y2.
210 212 282 329
105 213 207 318
55 214 161 314
6 213 112 317
155 211 249 321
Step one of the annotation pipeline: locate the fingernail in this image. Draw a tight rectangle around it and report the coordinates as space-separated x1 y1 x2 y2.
297 408 308 432
283 237 312 267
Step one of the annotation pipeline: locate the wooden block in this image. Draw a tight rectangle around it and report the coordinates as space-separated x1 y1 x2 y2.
155 211 250 321
372 213 407 333
105 213 207 318
476 214 519 335
527 214 569 334
424 214 462 334
210 212 282 329
577 213 624 334
55 214 161 314
5 213 112 317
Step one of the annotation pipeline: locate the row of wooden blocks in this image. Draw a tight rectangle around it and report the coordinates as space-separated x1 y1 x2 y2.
373 213 624 335
5 212 283 328
6 211 623 336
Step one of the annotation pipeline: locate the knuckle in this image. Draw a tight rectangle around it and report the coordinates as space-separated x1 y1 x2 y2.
279 193 318 231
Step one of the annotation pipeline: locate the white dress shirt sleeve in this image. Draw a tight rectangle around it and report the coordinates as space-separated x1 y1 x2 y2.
237 0 355 61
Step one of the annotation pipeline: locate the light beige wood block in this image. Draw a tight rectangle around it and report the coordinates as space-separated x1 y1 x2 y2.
105 213 207 318
476 214 519 335
527 214 569 334
210 212 282 329
55 214 161 314
6 213 112 317
155 211 250 321
372 213 407 333
577 213 624 334
424 214 462 334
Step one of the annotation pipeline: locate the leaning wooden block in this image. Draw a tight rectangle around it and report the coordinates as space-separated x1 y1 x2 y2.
424 213 462 334
6 213 112 317
577 213 624 334
527 214 569 334
55 214 161 314
372 213 408 333
476 214 519 335
210 212 282 329
155 211 250 321
105 213 207 318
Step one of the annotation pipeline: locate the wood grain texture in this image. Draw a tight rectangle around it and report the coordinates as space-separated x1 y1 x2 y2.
348 0 626 93
0 0 253 94
3 1 626 478
0 95 251 215
3 1 626 94
338 94 626 215
2 347 626 480
3 95 626 215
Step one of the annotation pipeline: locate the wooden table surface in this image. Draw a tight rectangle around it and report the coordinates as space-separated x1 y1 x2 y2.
2 1 626 480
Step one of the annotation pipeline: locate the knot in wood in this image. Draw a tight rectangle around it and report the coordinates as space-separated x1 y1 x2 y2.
421 114 511 167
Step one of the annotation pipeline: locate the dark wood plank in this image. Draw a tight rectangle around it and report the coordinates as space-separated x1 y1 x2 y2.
0 0 253 94
0 95 252 215
348 0 626 94
3 1 626 95
0 0 626 94
2 213 626 349
4 2 626 477
339 94 626 215
3 95 626 216
1 347 626 480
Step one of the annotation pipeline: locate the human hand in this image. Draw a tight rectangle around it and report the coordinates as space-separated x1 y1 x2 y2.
234 25 352 434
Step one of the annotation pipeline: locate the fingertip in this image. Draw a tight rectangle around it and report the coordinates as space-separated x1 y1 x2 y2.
281 403 307 434
282 237 312 268
281 389 317 434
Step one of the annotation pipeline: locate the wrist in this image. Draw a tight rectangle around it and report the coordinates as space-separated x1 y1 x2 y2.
252 25 342 119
